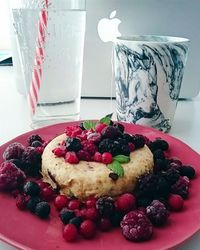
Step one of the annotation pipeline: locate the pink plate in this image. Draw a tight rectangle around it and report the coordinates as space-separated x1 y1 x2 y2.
0 122 200 250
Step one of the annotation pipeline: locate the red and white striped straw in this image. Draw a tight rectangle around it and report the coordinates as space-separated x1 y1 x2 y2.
28 0 49 114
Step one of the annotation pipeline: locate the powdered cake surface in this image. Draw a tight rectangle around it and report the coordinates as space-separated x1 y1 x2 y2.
42 134 154 199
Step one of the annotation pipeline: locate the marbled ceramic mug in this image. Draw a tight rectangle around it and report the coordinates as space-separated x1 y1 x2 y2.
113 35 189 132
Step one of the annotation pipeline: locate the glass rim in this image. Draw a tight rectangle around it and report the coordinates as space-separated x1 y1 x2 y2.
116 35 190 43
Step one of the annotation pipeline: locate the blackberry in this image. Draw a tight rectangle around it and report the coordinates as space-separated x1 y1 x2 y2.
101 126 122 139
110 211 123 227
23 181 40 196
66 137 83 152
136 197 152 208
113 123 125 133
35 201 51 219
22 147 42 176
98 139 121 156
27 134 43 146
171 176 189 199
69 216 83 228
156 176 171 198
27 196 41 213
180 165 196 179
3 143 25 161
59 208 75 224
154 159 168 172
146 200 169 226
131 134 146 149
8 159 25 171
153 149 165 160
122 133 133 143
96 197 115 217
162 168 180 184
120 144 130 156
149 139 169 152
134 173 158 199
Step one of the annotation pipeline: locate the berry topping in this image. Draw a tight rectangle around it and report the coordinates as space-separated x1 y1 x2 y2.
65 125 82 137
16 194 29 210
93 152 102 162
69 216 83 228
23 181 40 196
54 195 69 211
113 123 125 133
3 143 25 161
168 194 184 211
120 210 153 241
153 149 165 160
85 197 97 208
66 137 83 152
101 126 122 139
52 146 66 157
146 200 169 226
31 140 43 148
131 134 146 149
0 161 26 191
149 139 169 151
102 152 113 164
96 197 115 217
35 201 51 219
116 193 136 213
40 186 55 201
79 219 96 239
85 207 99 221
95 123 107 133
27 134 43 146
180 165 196 179
87 132 102 144
171 176 190 199
65 152 79 164
68 199 81 210
98 139 121 156
76 150 92 161
81 140 97 156
59 208 75 224
63 224 78 242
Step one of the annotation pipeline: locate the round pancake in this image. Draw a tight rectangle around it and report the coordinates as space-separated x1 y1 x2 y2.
41 134 154 199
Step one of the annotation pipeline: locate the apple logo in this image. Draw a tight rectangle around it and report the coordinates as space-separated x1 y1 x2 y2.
97 10 121 42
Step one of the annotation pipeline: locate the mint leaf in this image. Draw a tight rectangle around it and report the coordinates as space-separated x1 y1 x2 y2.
113 155 130 163
83 120 97 130
100 113 113 125
107 160 124 177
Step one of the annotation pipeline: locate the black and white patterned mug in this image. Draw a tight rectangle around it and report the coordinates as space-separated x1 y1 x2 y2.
113 35 189 132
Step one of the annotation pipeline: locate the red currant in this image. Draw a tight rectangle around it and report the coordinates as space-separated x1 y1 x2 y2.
85 197 97 208
41 186 55 201
95 123 107 133
102 152 113 164
79 220 96 239
168 194 184 211
93 152 102 162
68 199 81 210
63 224 78 242
54 195 69 211
85 207 99 221
116 193 136 213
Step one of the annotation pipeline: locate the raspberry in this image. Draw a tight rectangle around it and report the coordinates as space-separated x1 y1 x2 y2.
180 165 196 179
79 220 96 239
131 134 146 149
87 132 102 144
54 195 69 211
81 141 97 156
65 152 79 164
146 200 169 226
120 210 153 241
95 123 107 133
76 150 92 161
3 143 25 161
35 201 51 219
102 152 113 164
101 126 122 139
40 186 55 201
0 161 26 191
98 218 112 231
59 208 75 224
168 194 184 211
65 125 82 137
21 147 42 176
96 197 115 217
23 181 40 196
171 176 189 199
76 130 88 141
116 193 136 213
93 152 102 162
66 137 83 152
85 207 99 221
16 194 29 210
68 199 81 210
63 224 78 242
27 134 43 146
52 146 66 157
85 197 97 208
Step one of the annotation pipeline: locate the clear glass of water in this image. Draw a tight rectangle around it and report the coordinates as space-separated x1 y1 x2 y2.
9 0 86 128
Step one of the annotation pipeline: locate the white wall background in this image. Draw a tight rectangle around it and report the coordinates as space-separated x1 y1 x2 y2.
0 0 11 49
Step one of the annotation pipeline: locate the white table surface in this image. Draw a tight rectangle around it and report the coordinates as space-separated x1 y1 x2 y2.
0 66 200 249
